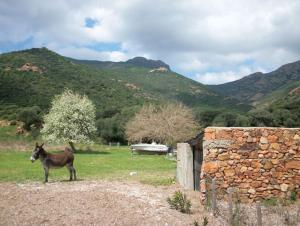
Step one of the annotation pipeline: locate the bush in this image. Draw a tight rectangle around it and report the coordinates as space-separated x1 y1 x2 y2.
167 190 191 214
235 115 250 126
96 117 125 144
212 112 238 127
9 120 17 126
248 109 274 126
290 190 297 202
262 197 278 206
203 217 208 226
194 109 222 128
17 106 42 130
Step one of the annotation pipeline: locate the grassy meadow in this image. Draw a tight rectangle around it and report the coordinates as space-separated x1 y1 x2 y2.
0 125 176 185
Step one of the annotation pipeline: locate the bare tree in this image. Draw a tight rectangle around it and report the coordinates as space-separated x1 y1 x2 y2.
125 103 199 146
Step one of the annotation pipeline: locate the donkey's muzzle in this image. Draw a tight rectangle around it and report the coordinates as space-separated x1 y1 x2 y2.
30 156 35 163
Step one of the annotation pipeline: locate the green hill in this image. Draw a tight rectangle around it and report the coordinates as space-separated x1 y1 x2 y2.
209 60 300 105
207 60 300 128
0 47 251 142
71 59 250 111
0 48 250 111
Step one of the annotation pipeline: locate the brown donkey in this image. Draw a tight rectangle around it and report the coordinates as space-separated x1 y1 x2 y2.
30 143 76 183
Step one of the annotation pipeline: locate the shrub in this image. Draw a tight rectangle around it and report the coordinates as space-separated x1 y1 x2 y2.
9 120 17 126
212 112 238 127
290 190 297 202
167 190 191 214
262 197 278 206
17 106 42 130
203 217 208 226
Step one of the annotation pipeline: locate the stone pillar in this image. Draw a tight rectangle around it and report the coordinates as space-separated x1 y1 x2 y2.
177 143 194 189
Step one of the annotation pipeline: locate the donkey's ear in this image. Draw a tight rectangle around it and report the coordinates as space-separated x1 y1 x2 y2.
41 143 44 147
36 142 39 147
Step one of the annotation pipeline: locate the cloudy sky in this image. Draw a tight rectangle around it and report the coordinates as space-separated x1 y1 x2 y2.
1 0 300 84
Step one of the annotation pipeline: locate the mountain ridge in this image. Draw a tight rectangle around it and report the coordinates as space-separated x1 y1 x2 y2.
209 60 300 105
0 47 299 141
0 47 249 112
70 55 170 71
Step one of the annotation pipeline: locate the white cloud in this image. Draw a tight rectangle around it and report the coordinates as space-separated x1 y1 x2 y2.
48 44 128 62
196 71 242 85
0 0 300 83
196 66 266 85
178 59 208 72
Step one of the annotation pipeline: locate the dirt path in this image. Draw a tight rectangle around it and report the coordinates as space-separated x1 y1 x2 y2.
0 180 217 226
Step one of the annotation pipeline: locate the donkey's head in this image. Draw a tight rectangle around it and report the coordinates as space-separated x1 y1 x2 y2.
30 143 44 162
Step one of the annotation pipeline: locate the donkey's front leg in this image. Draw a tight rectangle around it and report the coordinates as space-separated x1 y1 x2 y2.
44 167 49 183
73 167 77 181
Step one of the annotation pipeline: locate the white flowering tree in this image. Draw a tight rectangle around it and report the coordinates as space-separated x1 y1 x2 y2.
41 90 97 152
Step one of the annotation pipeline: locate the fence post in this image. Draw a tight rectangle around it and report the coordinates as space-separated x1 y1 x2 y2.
256 202 262 226
297 205 300 222
228 189 233 226
212 178 217 216
204 177 210 210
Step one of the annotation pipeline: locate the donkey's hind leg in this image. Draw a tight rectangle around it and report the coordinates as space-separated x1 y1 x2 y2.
44 167 49 183
67 164 73 181
73 166 76 180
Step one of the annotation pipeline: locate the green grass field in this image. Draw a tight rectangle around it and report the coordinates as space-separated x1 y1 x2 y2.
0 125 176 185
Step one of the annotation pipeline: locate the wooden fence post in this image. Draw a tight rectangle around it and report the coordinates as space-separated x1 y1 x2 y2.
256 202 262 226
212 178 217 216
228 189 233 226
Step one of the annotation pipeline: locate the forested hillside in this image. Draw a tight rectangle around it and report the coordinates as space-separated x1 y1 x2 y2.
0 48 249 143
1 48 299 143
209 60 300 105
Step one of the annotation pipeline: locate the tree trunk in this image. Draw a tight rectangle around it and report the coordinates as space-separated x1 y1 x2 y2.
69 142 77 153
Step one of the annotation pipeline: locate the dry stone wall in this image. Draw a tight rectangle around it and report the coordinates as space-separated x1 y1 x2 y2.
200 127 300 203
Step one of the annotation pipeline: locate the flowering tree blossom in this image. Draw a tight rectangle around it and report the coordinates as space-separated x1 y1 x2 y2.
41 90 97 151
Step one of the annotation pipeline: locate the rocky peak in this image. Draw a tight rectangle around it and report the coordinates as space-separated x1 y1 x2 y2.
126 57 170 70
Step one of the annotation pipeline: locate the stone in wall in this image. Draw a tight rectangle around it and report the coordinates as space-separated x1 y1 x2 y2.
200 127 300 203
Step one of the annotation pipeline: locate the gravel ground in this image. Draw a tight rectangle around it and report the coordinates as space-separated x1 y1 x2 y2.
1 180 298 226
0 180 217 226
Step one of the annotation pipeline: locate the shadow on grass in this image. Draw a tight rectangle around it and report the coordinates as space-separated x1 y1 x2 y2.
75 149 110 155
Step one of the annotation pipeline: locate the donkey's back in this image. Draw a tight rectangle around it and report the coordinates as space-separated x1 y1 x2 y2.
46 148 74 168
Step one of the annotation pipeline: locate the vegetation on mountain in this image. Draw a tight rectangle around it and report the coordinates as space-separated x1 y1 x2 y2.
70 56 170 70
209 61 300 105
0 47 299 144
194 90 300 128
0 48 250 143
250 91 300 127
17 106 43 130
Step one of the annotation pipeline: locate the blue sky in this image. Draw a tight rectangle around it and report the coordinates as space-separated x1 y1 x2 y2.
0 0 300 84
85 18 99 28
